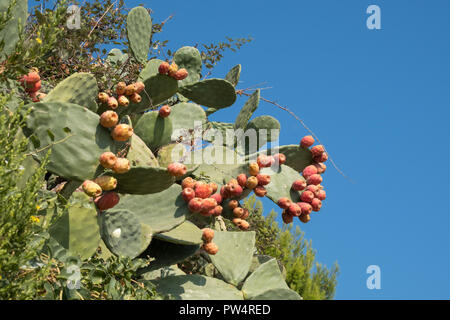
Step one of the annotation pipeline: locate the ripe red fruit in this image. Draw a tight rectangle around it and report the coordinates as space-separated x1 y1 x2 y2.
298 202 313 215
292 179 307 191
195 182 213 199
158 62 170 74
201 198 217 213
257 154 274 168
134 81 145 94
98 92 109 104
299 213 311 223
107 96 118 109
220 186 230 199
228 200 239 210
182 188 196 202
22 71 40 84
203 242 219 255
232 218 242 226
314 162 327 174
316 189 326 201
227 183 243 198
256 174 271 186
118 95 130 107
288 203 302 217
167 62 179 77
300 135 315 148
254 186 267 197
188 197 203 213
210 193 223 204
95 192 120 211
181 177 196 189
202 228 214 243
233 207 244 218
159 105 171 118
238 220 250 230
300 190 315 203
245 176 258 189
310 145 325 157
116 82 126 95
282 211 293 224
211 205 223 217
99 152 117 169
112 158 131 174
174 68 188 80
125 84 136 96
302 165 318 179
237 174 247 187
277 197 292 210
306 174 322 186
25 80 41 93
313 152 328 163
273 153 286 165
99 111 119 128
306 185 319 194
111 124 133 141
167 162 187 177
129 93 142 103
311 198 322 212
209 182 218 194
240 208 250 220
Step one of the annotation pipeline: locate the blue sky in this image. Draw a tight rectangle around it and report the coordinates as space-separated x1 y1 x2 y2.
36 0 450 299
134 0 450 299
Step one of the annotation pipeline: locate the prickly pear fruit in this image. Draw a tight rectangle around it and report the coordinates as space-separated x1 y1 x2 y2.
174 68 188 80
249 162 260 176
302 165 318 179
35 92 47 101
298 202 313 215
254 186 267 197
99 152 117 169
313 152 328 163
277 197 292 210
111 124 133 141
22 71 40 84
314 162 327 174
237 174 247 187
220 186 230 199
257 154 274 168
118 95 130 107
210 193 223 204
300 190 315 203
129 93 142 103
256 174 271 186
232 218 242 226
288 203 302 217
316 189 326 201
240 208 250 220
311 198 322 212
233 207 244 218
116 82 126 95
194 182 213 199
202 228 215 243
273 153 286 165
201 198 217 213
292 179 307 191
181 177 196 189
245 176 258 189
228 200 239 210
203 242 219 255
158 62 170 74
94 175 117 191
209 182 218 194
95 192 120 211
112 158 130 174
282 211 293 224
238 220 250 231
134 81 145 94
310 145 325 157
125 84 136 96
159 105 171 118
299 213 311 223
300 135 315 148
167 62 178 77
108 96 118 109
98 92 109 104
307 174 322 186
306 185 319 194
25 80 41 93
167 162 187 177
210 205 223 217
82 180 102 197
99 110 119 128
182 187 196 203
188 197 203 213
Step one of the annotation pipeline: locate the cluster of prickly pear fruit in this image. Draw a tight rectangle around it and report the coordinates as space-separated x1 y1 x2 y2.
180 177 223 217
158 61 188 81
19 68 46 102
201 228 218 255
279 135 328 224
98 81 145 109
82 178 120 211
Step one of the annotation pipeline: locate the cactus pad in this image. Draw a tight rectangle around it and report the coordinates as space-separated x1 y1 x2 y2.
266 144 313 172
259 164 304 204
133 111 173 152
111 166 175 195
173 46 202 86
234 89 260 130
139 58 164 81
0 0 27 60
154 221 203 245
225 64 242 87
126 6 152 63
126 134 159 167
178 79 236 108
170 102 206 139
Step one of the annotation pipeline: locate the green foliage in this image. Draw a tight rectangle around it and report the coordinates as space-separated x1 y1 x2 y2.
243 195 339 300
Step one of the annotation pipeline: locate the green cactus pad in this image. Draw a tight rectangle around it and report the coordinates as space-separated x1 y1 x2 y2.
259 164 304 204
170 102 206 137
173 46 202 86
138 58 164 81
0 0 27 60
154 221 203 245
99 208 152 258
126 6 152 63
178 79 236 108
237 115 281 155
106 48 128 66
225 64 242 87
208 231 256 286
97 239 114 260
156 143 186 168
26 102 115 181
108 184 188 233
126 134 159 167
133 110 173 151
234 89 260 130
139 238 200 272
111 166 174 195
49 192 100 260
43 73 98 112
203 121 234 144
241 259 301 300
141 265 185 281
266 144 313 172
152 274 244 300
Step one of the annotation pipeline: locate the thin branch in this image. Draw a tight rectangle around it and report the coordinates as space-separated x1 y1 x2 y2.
81 2 116 49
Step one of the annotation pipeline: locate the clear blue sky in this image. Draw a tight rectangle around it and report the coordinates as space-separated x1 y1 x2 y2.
40 0 450 299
